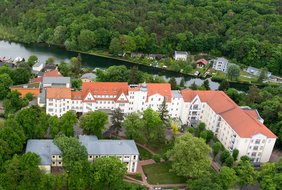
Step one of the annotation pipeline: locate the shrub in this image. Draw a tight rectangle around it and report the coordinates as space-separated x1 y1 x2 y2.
220 150 230 164
162 152 169 162
25 92 33 101
232 149 239 161
188 127 195 135
153 154 161 163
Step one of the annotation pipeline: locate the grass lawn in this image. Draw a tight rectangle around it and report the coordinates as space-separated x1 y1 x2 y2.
142 162 186 184
127 173 142 181
137 145 153 160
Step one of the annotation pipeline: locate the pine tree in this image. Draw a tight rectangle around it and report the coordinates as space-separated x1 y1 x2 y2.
158 99 169 121
180 78 185 87
190 82 198 90
169 77 177 90
202 80 210 90
111 108 124 135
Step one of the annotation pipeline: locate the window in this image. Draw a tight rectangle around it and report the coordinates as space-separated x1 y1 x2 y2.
58 155 61 158
133 155 136 159
58 162 61 164
251 152 256 157
52 162 55 165
89 155 92 158
255 139 261 144
253 146 258 150
124 156 130 158
52 155 55 158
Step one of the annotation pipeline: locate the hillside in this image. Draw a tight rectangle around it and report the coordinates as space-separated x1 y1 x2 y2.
0 0 281 75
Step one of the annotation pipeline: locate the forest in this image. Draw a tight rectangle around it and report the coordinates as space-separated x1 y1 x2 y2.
0 0 281 75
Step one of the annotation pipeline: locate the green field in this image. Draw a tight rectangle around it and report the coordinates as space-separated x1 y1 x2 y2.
142 162 186 184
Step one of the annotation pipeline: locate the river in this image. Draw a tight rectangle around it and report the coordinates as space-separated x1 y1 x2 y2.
0 40 230 90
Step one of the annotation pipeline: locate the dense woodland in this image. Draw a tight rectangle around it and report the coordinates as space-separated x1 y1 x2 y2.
0 0 281 75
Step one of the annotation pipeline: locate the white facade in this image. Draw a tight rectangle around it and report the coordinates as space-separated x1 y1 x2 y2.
174 51 188 61
212 57 229 72
32 62 45 72
43 82 276 163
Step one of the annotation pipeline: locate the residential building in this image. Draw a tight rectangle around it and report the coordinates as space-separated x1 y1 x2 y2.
42 81 276 163
246 66 272 78
196 59 208 68
174 51 188 61
42 76 71 88
211 57 229 72
25 135 139 174
81 73 96 82
32 62 45 73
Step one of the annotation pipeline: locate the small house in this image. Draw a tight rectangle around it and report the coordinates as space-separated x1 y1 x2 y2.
32 62 45 73
81 73 96 82
246 66 272 78
174 51 188 61
211 57 229 72
196 59 208 68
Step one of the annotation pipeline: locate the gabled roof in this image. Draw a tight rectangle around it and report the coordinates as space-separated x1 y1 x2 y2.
196 59 208 65
181 89 276 138
82 82 129 100
71 91 82 100
46 88 71 99
31 77 43 83
144 83 172 102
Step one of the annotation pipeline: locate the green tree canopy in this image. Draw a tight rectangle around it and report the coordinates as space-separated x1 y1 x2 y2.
169 133 211 178
80 111 108 138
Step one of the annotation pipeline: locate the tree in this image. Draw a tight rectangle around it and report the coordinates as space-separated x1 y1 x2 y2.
232 149 239 161
257 68 268 83
122 112 145 143
218 166 238 190
157 99 169 122
27 55 38 67
48 116 60 138
198 122 206 134
220 150 230 164
258 159 282 190
60 111 77 137
96 65 129 82
80 111 108 138
227 64 240 81
3 90 28 117
0 153 42 190
109 37 122 56
218 80 229 91
0 73 13 99
246 85 261 103
111 108 124 135
206 130 214 143
190 82 198 90
119 35 136 53
71 79 82 90
54 135 88 171
236 160 258 189
90 157 127 190
199 130 207 141
169 133 211 178
202 80 210 90
187 172 223 190
143 108 164 144
188 127 194 135
12 68 31 85
77 29 96 51
15 106 48 138
53 25 66 45
25 92 34 101
169 77 177 90
225 155 234 167
171 122 179 137
212 142 222 159
180 78 185 87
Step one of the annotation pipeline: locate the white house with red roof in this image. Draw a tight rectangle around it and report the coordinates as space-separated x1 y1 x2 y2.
44 81 276 163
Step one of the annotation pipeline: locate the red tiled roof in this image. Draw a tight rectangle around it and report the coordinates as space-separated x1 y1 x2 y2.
181 89 277 138
31 77 43 83
196 59 208 65
82 82 129 100
143 83 172 102
71 91 82 100
43 70 62 77
244 110 259 120
46 88 71 99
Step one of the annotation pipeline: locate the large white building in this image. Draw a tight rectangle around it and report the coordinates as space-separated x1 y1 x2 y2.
211 57 229 72
26 135 139 173
42 81 277 163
